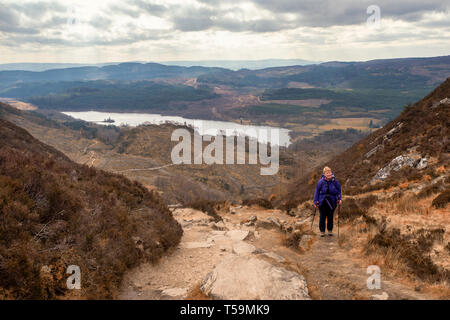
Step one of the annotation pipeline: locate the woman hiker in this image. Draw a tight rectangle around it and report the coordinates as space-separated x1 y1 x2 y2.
313 166 342 237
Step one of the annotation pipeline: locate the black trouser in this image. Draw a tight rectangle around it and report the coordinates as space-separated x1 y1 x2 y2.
319 199 335 232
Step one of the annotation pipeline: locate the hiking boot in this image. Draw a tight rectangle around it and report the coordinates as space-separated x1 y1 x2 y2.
328 231 333 236
320 232 326 237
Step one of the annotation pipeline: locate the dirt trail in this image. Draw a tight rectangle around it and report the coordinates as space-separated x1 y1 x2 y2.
118 206 436 300
266 230 431 300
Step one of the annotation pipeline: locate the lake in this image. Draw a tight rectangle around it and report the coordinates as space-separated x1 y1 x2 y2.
62 111 291 146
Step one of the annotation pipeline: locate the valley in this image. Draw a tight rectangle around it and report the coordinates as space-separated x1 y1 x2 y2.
2 56 450 149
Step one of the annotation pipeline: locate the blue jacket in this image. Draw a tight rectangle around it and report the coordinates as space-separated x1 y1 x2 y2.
313 174 342 208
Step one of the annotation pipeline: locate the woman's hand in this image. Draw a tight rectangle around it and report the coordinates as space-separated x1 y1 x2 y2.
337 200 342 205
313 202 319 208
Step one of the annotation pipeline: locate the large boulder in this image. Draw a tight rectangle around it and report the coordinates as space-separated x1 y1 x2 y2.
226 230 250 242
200 255 310 300
232 242 258 256
298 235 314 252
372 153 427 182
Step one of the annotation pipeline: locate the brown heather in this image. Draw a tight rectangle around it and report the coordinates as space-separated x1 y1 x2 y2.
0 119 183 299
283 78 450 210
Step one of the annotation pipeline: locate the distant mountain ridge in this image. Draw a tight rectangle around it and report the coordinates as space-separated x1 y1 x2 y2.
0 62 126 72
0 112 182 299
1 55 449 91
0 62 227 90
198 55 450 89
0 59 318 73
1 55 449 127
160 59 319 70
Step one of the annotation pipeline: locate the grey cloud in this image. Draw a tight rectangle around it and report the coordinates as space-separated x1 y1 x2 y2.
11 1 66 19
160 0 450 33
418 19 450 28
0 4 18 25
170 5 293 33
171 7 215 31
130 0 167 17
3 28 172 47
376 1 449 20
112 1 295 33
1 0 449 49
252 0 450 27
0 24 40 35
108 0 168 19
89 16 113 30
108 4 141 18
214 18 294 33
1 35 69 47
0 4 40 34
352 29 449 43
0 2 67 35
40 16 67 29
104 0 450 34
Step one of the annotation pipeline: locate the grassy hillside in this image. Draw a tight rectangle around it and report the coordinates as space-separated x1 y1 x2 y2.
0 118 182 299
260 88 428 117
284 77 450 207
0 103 278 205
276 79 449 289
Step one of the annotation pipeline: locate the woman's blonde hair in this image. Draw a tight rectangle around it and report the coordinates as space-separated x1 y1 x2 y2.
323 166 332 173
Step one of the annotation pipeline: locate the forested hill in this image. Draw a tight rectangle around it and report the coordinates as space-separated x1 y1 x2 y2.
0 62 226 90
197 55 450 90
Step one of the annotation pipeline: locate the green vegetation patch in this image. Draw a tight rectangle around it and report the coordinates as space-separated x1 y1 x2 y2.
2 81 219 112
247 103 312 115
261 87 429 117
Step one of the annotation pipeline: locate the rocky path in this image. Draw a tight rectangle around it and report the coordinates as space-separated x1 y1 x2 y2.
282 232 432 300
118 206 436 300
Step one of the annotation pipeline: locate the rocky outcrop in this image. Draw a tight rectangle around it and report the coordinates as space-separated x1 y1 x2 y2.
298 235 314 251
364 144 383 158
383 122 403 142
372 153 428 182
232 242 258 256
432 97 450 108
200 255 310 300
226 230 250 242
371 292 389 300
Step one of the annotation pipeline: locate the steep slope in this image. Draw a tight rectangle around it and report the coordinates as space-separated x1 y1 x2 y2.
0 118 182 299
279 79 449 291
112 124 279 203
0 103 278 204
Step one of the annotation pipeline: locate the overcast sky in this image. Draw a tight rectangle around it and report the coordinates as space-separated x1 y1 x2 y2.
0 0 449 63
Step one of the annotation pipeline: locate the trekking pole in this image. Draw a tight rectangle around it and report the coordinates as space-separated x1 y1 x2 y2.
310 206 317 230
337 203 341 239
